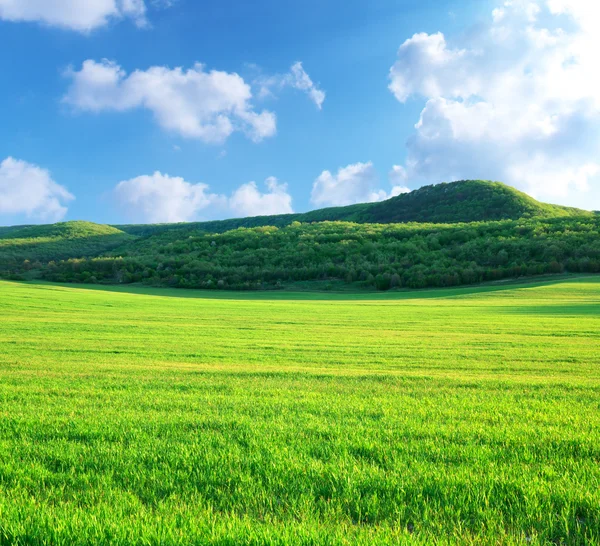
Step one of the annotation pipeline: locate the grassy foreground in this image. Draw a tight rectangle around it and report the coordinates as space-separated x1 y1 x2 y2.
0 279 599 545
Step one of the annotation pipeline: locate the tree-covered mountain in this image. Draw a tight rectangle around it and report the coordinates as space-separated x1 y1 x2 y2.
0 221 133 264
115 180 589 236
32 217 600 290
1 181 597 291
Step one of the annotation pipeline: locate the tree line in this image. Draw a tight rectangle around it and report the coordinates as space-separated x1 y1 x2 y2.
3 217 598 291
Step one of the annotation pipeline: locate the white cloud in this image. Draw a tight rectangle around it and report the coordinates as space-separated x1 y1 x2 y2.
256 62 326 109
388 0 600 209
114 172 293 223
64 60 277 144
0 157 74 222
389 32 469 103
389 165 411 196
229 177 293 217
0 0 152 32
311 162 404 207
287 62 326 110
114 172 225 223
311 162 381 207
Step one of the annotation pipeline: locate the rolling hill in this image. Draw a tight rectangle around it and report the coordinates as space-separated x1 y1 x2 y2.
114 180 589 236
0 181 597 290
0 221 133 265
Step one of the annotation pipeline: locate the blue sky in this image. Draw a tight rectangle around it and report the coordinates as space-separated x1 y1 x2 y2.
0 0 598 226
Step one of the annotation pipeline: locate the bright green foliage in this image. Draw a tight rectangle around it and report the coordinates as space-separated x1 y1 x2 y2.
26 216 600 290
115 180 588 237
0 182 597 291
0 278 599 545
357 180 586 224
0 221 126 240
0 221 133 276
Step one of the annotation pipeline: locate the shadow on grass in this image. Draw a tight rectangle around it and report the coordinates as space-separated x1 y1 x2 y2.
9 274 599 302
502 303 600 316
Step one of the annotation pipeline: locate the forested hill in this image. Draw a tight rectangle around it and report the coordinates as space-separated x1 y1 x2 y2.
1 181 598 292
3 217 599 291
0 221 133 262
115 180 588 236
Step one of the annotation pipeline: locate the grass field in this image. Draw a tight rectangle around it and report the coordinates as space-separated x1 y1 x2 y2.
0 278 599 545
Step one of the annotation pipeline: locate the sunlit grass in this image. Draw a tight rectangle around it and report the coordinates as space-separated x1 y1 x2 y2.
0 278 599 545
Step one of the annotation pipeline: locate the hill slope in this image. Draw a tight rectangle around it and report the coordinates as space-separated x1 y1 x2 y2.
1 182 597 291
0 221 133 273
35 217 600 290
0 221 126 240
115 180 588 236
355 180 584 224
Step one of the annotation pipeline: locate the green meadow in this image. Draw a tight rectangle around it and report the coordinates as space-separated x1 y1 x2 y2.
0 278 599 545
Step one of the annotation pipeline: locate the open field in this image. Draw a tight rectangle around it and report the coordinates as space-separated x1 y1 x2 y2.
0 278 599 545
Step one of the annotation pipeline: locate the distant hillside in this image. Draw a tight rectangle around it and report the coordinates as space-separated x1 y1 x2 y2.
0 221 125 241
0 225 36 237
1 181 597 291
30 217 600 290
0 221 133 271
115 180 588 236
354 181 585 223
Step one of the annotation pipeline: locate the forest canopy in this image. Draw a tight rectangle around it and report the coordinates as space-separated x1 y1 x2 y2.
1 181 598 291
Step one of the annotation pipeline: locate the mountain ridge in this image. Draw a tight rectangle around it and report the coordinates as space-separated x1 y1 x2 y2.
113 180 590 236
1 180 598 292
0 181 591 237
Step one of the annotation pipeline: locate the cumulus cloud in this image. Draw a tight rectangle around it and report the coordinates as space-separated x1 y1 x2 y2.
388 165 411 196
114 172 293 223
388 0 600 208
229 177 293 217
64 60 277 144
0 0 153 32
311 162 405 207
114 172 225 223
311 162 381 207
256 62 326 109
0 157 74 222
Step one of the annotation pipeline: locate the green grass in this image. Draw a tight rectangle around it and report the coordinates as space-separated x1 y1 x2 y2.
0 278 599 545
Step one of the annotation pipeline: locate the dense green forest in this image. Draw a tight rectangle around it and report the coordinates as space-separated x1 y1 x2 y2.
0 221 133 263
1 181 598 291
